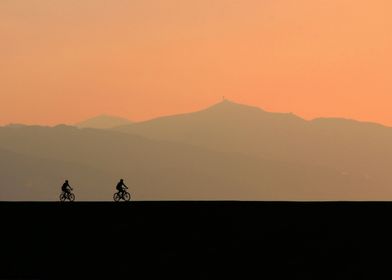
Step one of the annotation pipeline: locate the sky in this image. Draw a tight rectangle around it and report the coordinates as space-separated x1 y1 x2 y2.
1 0 392 126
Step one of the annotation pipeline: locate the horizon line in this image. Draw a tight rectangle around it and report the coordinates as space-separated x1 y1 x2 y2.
1 99 390 129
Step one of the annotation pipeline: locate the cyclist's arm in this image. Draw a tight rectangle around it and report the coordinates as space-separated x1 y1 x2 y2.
124 184 128 189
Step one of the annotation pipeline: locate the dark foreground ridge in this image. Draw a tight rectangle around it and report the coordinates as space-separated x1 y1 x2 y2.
1 202 392 279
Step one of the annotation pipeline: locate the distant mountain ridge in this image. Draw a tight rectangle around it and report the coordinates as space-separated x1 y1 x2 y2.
76 114 132 129
1 100 391 200
113 100 392 193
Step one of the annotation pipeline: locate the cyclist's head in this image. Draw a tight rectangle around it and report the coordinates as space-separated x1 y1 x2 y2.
120 179 124 182
65 180 68 183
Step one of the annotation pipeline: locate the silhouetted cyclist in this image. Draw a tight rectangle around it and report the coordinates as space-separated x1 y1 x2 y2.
61 180 73 196
116 179 128 197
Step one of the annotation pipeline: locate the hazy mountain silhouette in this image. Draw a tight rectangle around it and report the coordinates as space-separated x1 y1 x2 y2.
2 100 391 200
114 100 311 158
114 100 392 194
76 114 132 129
0 124 365 200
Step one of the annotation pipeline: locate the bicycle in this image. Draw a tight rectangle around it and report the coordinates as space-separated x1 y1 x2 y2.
113 190 131 202
60 191 75 202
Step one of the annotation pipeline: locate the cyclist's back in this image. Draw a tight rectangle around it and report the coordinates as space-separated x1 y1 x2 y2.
62 180 71 193
116 179 127 193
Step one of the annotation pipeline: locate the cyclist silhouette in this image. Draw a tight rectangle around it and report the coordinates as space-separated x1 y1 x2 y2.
116 179 128 197
62 180 73 195
60 180 75 202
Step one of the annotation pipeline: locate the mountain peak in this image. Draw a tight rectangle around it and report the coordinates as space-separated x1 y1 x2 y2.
76 115 132 129
205 99 265 113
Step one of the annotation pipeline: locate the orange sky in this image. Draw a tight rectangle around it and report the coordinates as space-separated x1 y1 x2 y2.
1 0 392 126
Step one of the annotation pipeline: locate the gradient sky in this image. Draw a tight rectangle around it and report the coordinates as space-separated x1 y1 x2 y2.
1 0 392 126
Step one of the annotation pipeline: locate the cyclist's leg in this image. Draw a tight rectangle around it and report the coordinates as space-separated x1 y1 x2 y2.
121 189 126 199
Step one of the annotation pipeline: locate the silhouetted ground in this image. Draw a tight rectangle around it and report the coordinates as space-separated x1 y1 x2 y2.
1 202 391 279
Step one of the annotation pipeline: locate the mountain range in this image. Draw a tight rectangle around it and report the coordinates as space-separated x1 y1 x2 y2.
75 114 132 129
1 100 391 200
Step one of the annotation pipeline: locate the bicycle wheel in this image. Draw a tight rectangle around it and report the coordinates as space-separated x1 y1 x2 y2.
68 193 75 202
123 192 131 201
60 193 66 202
113 193 120 202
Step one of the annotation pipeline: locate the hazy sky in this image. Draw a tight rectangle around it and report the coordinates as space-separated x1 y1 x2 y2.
1 0 392 125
